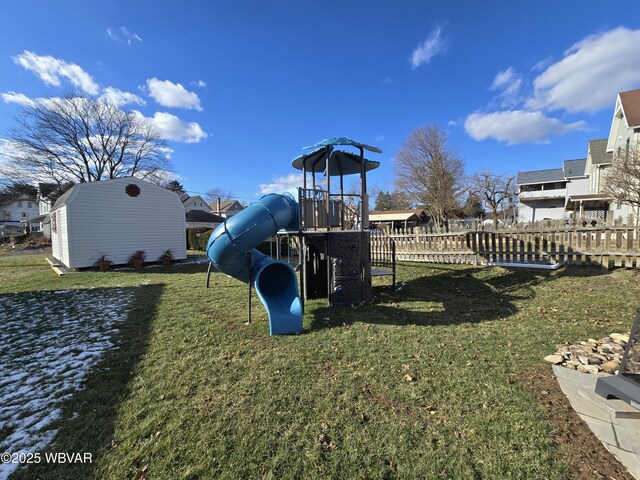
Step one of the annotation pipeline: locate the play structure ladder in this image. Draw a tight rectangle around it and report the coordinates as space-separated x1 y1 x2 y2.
370 226 396 289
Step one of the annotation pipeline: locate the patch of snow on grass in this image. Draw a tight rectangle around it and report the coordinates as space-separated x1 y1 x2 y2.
0 288 134 480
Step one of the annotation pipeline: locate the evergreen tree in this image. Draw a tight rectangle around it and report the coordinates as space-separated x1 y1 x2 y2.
461 193 485 218
164 180 187 196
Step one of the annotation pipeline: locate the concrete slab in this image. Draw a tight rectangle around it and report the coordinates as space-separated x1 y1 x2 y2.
579 389 640 420
613 422 640 454
606 445 640 480
553 365 640 479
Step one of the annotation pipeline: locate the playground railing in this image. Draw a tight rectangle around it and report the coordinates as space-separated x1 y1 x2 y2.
300 188 367 231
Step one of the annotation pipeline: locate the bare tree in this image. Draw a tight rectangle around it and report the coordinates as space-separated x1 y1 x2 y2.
470 171 515 229
204 187 235 204
1 93 169 187
394 125 464 231
603 143 640 224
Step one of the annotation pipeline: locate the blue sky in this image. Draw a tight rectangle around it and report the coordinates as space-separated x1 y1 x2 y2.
2 1 640 204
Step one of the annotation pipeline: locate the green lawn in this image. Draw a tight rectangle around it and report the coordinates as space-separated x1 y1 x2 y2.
1 255 638 479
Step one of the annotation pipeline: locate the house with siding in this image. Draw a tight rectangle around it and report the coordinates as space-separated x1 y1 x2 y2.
181 195 212 213
517 87 640 223
210 199 244 218
50 177 186 269
34 183 74 238
0 194 39 236
517 167 569 222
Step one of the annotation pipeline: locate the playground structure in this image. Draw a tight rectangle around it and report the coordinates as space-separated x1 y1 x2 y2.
206 137 395 335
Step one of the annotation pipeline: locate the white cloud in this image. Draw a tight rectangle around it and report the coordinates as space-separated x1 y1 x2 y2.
107 26 142 45
99 87 145 107
526 27 640 113
191 80 207 88
410 26 446 70
531 56 553 73
157 146 175 160
464 110 586 145
491 68 516 90
134 111 208 143
489 67 524 108
13 51 99 95
2 91 35 107
502 78 522 98
146 78 202 111
258 173 305 194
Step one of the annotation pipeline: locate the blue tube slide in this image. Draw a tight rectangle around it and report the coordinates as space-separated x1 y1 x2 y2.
206 189 302 335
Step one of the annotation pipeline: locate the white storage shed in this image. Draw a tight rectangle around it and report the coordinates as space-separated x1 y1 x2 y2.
51 177 187 268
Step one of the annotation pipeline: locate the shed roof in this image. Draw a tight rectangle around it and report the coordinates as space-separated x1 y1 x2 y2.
51 177 181 211
589 138 613 165
563 158 587 178
516 168 565 185
369 209 427 222
620 88 640 127
51 186 76 210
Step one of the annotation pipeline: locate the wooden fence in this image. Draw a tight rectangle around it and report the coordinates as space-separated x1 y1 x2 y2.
370 226 640 269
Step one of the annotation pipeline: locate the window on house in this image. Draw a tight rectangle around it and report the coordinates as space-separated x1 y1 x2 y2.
17 201 22 208
28 201 32 208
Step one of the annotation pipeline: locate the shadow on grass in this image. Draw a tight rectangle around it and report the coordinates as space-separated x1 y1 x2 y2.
111 262 208 276
310 264 612 331
13 284 164 480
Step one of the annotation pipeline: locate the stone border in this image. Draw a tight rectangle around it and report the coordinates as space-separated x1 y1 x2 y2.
545 333 630 375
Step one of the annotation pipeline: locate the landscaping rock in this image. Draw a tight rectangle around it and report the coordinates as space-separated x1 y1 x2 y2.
600 359 620 374
577 355 590 365
610 333 629 344
577 364 600 375
545 332 631 376
544 354 564 365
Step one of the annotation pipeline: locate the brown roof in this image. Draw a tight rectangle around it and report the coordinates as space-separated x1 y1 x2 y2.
620 88 640 127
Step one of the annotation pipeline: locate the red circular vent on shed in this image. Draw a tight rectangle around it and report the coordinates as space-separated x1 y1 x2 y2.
125 184 141 197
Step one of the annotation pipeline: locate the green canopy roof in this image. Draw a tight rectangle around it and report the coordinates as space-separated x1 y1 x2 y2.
302 137 382 153
292 149 380 176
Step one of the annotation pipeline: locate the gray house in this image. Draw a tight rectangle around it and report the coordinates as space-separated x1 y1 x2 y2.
517 167 568 222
